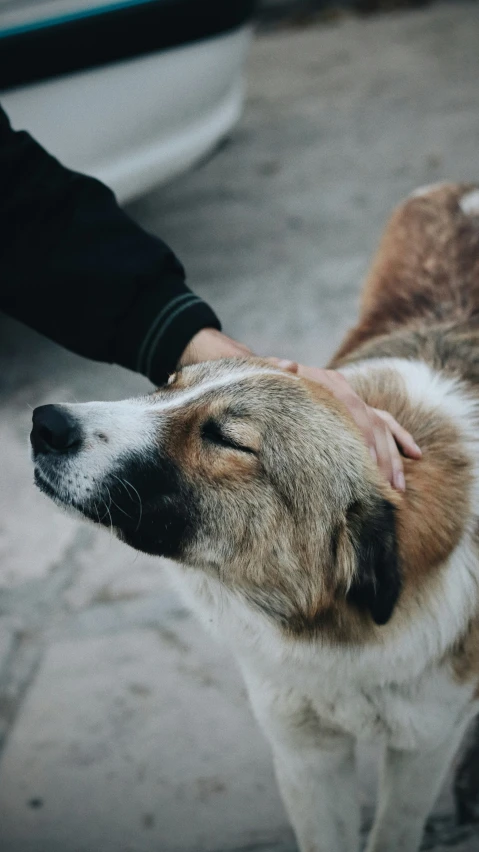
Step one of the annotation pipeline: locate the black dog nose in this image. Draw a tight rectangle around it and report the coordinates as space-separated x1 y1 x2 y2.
31 405 82 455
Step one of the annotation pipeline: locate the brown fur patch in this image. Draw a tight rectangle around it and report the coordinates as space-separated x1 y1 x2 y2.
331 183 479 368
164 401 261 485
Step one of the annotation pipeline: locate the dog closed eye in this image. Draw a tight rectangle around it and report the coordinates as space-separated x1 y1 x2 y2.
200 419 257 455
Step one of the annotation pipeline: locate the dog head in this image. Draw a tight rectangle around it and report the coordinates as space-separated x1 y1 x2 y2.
30 359 400 636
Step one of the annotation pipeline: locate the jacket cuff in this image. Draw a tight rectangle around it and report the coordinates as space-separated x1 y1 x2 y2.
113 274 221 385
144 293 222 385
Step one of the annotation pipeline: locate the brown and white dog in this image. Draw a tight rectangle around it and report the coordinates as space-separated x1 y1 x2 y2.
31 184 479 852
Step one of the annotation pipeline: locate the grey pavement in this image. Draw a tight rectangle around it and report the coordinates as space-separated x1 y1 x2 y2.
2 3 479 850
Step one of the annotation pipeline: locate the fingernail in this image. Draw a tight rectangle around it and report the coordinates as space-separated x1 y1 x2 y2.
395 471 406 492
369 447 377 464
413 442 422 455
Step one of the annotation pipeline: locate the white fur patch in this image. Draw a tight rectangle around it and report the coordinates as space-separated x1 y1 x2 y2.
340 356 479 425
459 189 479 216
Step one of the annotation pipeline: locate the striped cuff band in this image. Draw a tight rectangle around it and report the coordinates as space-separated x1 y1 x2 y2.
136 291 221 384
137 292 202 375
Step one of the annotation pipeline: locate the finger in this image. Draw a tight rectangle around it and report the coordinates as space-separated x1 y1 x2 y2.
374 409 422 458
342 400 405 488
371 418 395 487
384 423 406 491
344 396 378 461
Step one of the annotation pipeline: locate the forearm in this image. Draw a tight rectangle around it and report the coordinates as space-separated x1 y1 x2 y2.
0 105 220 384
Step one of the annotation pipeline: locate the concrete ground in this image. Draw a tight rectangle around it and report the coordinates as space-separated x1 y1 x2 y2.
2 2 479 850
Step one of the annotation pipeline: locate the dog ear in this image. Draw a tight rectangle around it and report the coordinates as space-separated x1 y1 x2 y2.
345 498 401 625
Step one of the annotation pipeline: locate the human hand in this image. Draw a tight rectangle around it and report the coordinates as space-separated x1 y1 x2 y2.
269 361 421 491
179 328 252 365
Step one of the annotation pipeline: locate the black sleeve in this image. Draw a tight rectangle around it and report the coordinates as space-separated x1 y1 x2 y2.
0 105 221 385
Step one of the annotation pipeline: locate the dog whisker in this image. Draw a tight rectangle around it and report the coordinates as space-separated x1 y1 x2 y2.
109 473 143 530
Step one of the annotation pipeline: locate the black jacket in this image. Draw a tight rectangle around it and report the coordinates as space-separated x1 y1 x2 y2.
0 105 220 384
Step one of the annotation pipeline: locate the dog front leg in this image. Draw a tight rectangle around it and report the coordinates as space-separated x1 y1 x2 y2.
270 732 359 852
365 726 468 852
238 665 360 852
454 714 479 824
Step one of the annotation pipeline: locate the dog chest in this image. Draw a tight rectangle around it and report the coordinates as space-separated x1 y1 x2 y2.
238 652 478 752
